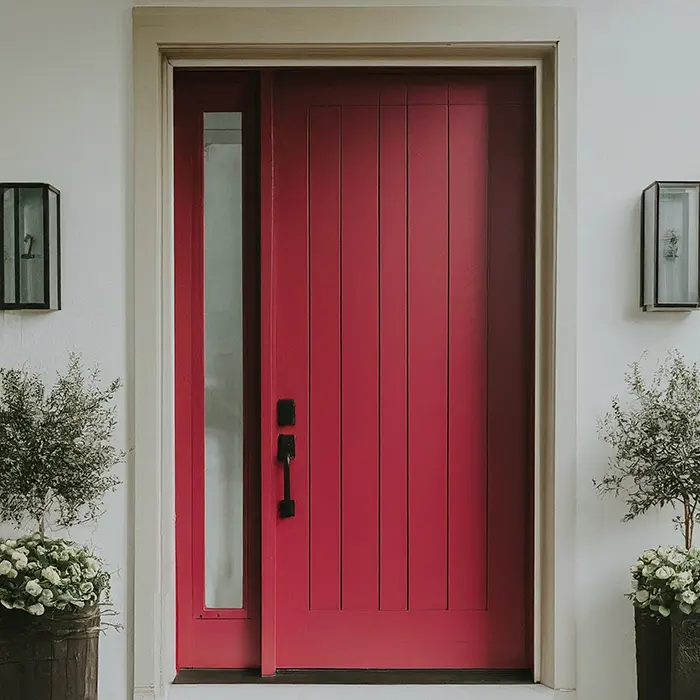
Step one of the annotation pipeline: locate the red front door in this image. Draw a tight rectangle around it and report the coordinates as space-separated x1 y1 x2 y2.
267 72 533 670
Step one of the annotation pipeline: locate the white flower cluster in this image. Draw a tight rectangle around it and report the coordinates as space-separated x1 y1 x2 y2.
0 535 110 617
630 545 700 618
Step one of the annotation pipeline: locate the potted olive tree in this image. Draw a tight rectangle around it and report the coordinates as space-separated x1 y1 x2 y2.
0 355 123 700
596 350 700 700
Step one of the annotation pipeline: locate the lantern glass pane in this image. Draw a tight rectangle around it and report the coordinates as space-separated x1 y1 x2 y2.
3 188 16 305
18 187 45 306
48 189 59 309
657 184 700 306
643 185 657 308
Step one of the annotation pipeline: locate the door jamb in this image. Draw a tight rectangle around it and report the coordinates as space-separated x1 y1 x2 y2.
132 7 577 699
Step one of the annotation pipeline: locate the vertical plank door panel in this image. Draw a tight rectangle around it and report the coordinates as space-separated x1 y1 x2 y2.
486 84 534 664
340 105 381 612
447 101 489 611
379 103 409 612
407 103 449 612
309 106 342 611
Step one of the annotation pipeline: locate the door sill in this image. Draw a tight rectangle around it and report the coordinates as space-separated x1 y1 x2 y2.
174 669 533 685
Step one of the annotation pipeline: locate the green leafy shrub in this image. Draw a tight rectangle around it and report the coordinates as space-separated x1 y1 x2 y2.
0 354 124 536
596 350 700 549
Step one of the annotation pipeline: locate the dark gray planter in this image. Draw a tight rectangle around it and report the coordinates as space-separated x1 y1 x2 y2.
636 607 700 700
0 606 99 700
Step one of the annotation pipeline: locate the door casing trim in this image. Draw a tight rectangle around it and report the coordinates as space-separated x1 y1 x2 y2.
132 7 577 699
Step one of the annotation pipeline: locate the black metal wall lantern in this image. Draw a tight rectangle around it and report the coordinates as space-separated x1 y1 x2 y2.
642 181 700 312
1 183 61 310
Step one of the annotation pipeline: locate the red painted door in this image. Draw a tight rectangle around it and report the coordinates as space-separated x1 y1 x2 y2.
267 72 534 670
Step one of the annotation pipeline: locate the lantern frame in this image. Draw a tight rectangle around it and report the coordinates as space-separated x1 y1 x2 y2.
641 180 700 312
0 182 61 311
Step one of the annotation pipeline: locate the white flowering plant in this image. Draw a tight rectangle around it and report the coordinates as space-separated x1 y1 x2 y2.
630 545 700 618
0 535 110 617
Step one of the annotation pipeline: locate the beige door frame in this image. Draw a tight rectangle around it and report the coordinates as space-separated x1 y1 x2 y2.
132 7 577 700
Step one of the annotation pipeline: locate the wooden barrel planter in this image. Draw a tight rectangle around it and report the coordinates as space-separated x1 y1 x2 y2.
0 606 99 700
636 608 700 700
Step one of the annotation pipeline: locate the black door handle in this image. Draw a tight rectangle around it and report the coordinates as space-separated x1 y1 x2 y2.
277 434 295 519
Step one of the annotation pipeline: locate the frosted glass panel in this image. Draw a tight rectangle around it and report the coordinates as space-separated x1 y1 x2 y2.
203 112 244 609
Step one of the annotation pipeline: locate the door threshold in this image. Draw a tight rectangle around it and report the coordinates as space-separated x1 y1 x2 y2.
174 669 533 685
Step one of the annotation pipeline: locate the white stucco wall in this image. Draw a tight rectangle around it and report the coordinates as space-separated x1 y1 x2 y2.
1 0 700 698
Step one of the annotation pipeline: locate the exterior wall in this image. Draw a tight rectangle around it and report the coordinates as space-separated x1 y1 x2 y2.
1 0 699 698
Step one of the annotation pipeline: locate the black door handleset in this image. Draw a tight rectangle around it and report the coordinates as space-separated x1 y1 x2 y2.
277 399 296 519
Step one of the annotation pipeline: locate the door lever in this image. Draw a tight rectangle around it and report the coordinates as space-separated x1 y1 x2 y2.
277 434 296 519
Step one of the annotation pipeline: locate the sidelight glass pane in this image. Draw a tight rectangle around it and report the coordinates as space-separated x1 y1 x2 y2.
203 112 245 609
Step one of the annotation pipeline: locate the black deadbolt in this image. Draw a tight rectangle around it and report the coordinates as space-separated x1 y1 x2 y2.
277 398 296 427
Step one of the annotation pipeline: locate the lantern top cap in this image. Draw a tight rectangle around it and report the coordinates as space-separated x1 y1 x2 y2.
644 181 700 191
0 183 60 195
